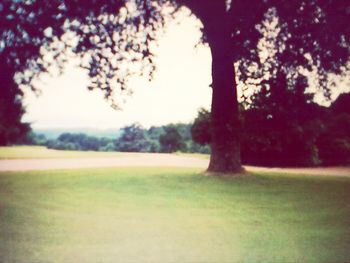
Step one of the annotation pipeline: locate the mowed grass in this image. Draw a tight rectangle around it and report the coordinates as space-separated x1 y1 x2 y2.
1 168 350 263
175 152 210 159
0 146 124 159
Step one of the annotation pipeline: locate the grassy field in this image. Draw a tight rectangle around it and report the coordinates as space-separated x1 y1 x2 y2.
0 146 125 159
1 167 350 262
176 152 210 159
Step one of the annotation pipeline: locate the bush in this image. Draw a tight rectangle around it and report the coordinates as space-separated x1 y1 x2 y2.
159 126 184 153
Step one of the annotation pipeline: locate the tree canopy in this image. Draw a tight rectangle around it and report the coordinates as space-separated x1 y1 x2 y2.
3 0 349 101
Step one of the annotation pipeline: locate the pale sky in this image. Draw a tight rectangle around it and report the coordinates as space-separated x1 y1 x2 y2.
22 15 212 129
22 13 349 130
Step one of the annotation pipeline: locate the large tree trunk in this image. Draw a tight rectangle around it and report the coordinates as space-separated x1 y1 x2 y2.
207 31 243 174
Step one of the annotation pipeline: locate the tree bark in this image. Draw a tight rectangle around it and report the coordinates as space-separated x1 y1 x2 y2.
207 30 243 174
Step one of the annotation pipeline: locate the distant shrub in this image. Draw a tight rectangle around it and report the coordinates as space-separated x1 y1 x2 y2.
159 126 184 153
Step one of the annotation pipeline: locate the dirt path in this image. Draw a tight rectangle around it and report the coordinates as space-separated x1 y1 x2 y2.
245 165 350 177
0 152 349 177
0 153 208 171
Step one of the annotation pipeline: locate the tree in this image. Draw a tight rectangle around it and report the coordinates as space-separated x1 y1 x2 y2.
3 0 350 173
331 93 350 115
192 99 327 167
29 133 48 146
65 0 350 173
191 108 211 146
317 96 350 165
45 132 116 151
159 126 183 153
116 124 151 152
0 1 66 145
0 73 30 145
0 0 121 144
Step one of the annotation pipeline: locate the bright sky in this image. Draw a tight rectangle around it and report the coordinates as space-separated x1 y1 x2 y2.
22 12 349 130
23 15 212 129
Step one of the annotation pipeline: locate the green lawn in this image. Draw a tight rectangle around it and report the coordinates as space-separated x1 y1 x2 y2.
0 146 124 159
175 152 210 159
1 167 349 262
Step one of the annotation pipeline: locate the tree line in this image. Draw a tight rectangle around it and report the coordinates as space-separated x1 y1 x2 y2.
29 91 350 167
30 123 210 154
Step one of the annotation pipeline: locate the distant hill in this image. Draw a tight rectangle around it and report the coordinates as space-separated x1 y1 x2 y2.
34 128 121 139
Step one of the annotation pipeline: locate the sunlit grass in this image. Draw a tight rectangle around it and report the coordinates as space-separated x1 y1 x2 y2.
0 146 124 159
175 152 210 159
1 167 349 262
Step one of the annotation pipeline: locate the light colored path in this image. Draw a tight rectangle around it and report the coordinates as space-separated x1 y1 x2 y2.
0 152 349 177
246 165 350 177
0 153 208 171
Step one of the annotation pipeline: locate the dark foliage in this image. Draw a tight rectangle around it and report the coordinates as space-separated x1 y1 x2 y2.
317 102 350 165
191 108 211 146
0 0 65 145
192 91 350 167
115 124 152 152
0 63 30 145
331 93 350 115
241 71 326 166
159 126 183 153
45 132 115 151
